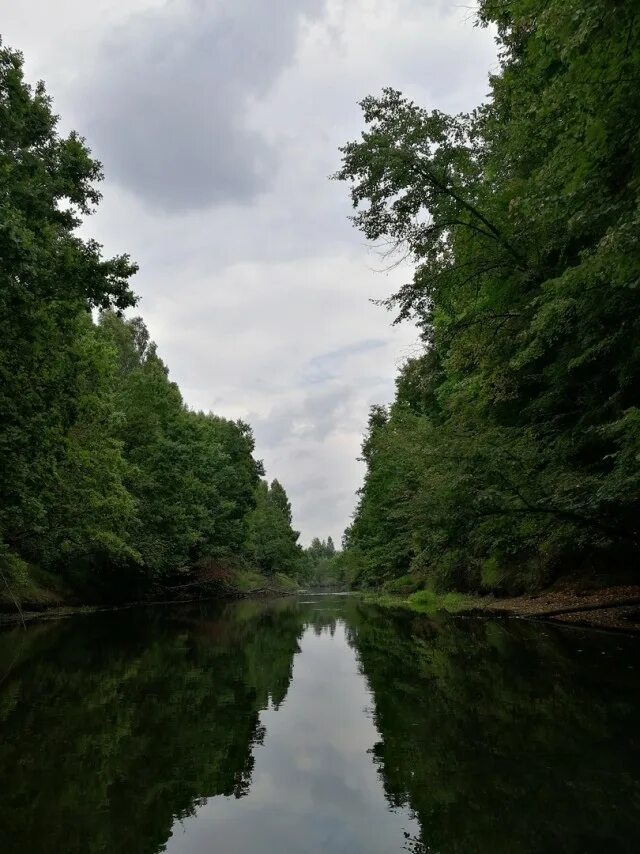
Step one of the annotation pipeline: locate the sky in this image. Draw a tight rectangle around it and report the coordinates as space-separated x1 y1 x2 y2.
2 0 497 545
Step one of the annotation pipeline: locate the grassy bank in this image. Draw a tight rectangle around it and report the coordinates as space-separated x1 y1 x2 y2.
362 589 477 615
362 584 640 633
0 559 304 626
0 560 71 613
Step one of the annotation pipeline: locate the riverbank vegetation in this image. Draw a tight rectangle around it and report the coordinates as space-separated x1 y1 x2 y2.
298 536 348 589
0 43 303 609
337 0 640 595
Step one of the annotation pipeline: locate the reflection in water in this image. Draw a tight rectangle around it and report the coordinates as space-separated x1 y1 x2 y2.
165 618 418 853
351 607 640 854
0 596 639 853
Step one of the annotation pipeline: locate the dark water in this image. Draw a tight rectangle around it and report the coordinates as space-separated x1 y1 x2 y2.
1 595 639 853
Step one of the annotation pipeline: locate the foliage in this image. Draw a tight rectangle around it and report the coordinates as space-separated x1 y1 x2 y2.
0 41 139 594
300 535 347 588
405 590 474 614
97 311 264 591
336 0 640 593
245 480 303 577
0 44 293 603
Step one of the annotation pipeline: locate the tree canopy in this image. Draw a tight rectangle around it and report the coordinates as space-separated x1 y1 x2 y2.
245 480 302 578
336 0 640 592
0 42 302 603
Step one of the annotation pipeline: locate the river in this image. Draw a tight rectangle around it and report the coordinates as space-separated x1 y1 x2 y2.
1 594 639 853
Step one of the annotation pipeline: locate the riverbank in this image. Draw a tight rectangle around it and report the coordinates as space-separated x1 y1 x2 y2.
6 576 640 633
364 584 640 633
0 565 303 627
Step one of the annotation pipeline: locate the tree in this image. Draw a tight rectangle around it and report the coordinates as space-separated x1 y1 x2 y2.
99 312 263 587
245 481 302 577
0 42 137 587
301 536 344 588
0 41 294 602
270 480 293 524
337 1 640 592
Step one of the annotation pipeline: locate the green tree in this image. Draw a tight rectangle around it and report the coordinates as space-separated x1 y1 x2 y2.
0 42 291 603
270 479 293 524
99 312 263 587
246 480 302 577
337 0 640 592
302 536 344 588
0 42 137 587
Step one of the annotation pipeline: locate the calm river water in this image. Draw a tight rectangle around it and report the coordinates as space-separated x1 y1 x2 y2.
1 594 639 853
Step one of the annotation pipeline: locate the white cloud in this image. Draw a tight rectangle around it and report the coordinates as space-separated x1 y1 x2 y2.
79 0 328 210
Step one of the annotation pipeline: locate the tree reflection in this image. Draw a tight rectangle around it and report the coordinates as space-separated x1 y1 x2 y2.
0 603 305 854
347 605 640 854
1 598 639 854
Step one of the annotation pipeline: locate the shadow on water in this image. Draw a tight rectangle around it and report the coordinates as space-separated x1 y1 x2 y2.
0 595 639 853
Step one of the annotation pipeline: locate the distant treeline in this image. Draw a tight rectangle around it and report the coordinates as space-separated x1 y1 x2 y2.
299 536 349 589
0 43 302 603
337 0 640 593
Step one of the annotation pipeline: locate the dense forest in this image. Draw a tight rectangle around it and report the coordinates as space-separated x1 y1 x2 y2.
4 0 639 607
337 0 640 594
0 43 305 605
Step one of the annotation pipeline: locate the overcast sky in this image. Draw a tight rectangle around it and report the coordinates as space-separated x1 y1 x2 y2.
3 0 496 545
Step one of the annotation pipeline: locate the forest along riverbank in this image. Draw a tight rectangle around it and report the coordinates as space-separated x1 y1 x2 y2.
1 594 639 854
0 569 305 626
364 584 640 634
333 4 640 604
5 580 640 633
1 43 315 614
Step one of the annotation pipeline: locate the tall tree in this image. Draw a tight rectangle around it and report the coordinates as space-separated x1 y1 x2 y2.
0 42 137 584
337 0 640 592
99 312 263 585
0 43 294 602
246 481 302 577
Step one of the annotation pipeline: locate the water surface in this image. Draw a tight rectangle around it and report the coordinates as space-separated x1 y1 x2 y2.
1 595 639 852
